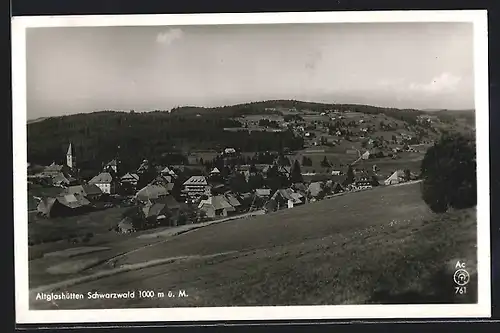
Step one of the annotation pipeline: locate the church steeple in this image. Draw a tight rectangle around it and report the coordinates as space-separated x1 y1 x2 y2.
66 143 74 169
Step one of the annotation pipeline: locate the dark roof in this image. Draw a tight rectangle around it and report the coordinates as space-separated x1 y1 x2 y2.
198 195 235 211
144 203 168 218
330 175 347 184
56 193 91 209
89 172 113 184
292 182 307 192
135 184 169 201
83 184 103 196
156 195 181 210
224 193 241 207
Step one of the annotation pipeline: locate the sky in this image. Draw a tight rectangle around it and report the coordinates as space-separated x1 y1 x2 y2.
26 22 474 119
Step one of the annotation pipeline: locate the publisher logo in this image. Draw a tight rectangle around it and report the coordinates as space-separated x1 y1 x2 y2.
453 261 470 287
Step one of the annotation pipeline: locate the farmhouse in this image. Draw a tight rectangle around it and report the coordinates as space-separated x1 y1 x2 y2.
156 195 183 213
51 173 70 187
271 188 305 209
160 166 177 177
384 170 405 186
142 201 171 222
331 181 346 194
135 184 170 203
255 188 271 198
89 172 115 194
361 151 371 160
43 162 64 175
117 218 135 234
182 176 210 202
37 193 91 218
63 184 103 201
120 173 140 187
224 193 242 212
198 195 236 219
353 173 376 190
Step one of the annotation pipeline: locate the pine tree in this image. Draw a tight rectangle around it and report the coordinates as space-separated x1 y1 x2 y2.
345 165 355 185
321 156 330 167
290 160 303 183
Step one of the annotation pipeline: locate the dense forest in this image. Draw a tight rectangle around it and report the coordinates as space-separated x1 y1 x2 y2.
27 108 302 174
27 100 474 176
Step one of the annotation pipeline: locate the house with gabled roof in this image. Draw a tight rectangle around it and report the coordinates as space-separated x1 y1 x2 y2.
135 184 170 203
51 173 70 187
89 172 114 194
104 159 118 173
121 173 139 186
160 166 177 179
210 167 221 175
223 192 242 212
255 188 271 198
37 193 92 218
384 170 405 186
182 175 210 203
270 188 305 209
198 195 236 219
63 184 103 201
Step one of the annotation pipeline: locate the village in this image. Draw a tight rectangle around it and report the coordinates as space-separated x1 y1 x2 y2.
26 106 437 241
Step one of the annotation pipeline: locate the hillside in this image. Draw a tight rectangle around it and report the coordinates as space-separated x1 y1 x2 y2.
27 100 474 178
27 116 50 124
29 183 477 309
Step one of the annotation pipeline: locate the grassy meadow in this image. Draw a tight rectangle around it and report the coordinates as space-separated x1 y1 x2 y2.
29 182 478 309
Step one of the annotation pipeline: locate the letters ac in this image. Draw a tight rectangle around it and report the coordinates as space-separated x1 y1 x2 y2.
455 261 466 269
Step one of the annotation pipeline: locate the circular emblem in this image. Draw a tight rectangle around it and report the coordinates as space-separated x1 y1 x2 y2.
453 269 470 286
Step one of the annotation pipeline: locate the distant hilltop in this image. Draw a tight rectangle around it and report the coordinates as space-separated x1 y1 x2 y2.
27 117 50 124
26 100 475 122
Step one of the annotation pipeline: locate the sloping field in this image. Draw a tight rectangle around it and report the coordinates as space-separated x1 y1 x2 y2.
30 183 478 309
117 183 430 264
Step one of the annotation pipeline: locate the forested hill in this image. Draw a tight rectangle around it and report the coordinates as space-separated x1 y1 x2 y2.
26 100 472 176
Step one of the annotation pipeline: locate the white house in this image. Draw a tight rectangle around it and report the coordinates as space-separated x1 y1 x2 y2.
89 172 114 194
361 151 371 160
384 170 405 186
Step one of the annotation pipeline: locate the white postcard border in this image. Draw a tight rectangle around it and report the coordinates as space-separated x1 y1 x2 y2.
12 10 491 324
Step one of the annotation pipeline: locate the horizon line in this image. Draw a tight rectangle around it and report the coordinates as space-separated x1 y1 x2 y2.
26 99 476 121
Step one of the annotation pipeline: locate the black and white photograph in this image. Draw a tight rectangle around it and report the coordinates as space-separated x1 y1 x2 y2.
13 10 490 323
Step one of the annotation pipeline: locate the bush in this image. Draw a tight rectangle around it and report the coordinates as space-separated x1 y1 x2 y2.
420 133 476 213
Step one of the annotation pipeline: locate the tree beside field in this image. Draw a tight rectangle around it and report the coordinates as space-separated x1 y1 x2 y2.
420 133 476 213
